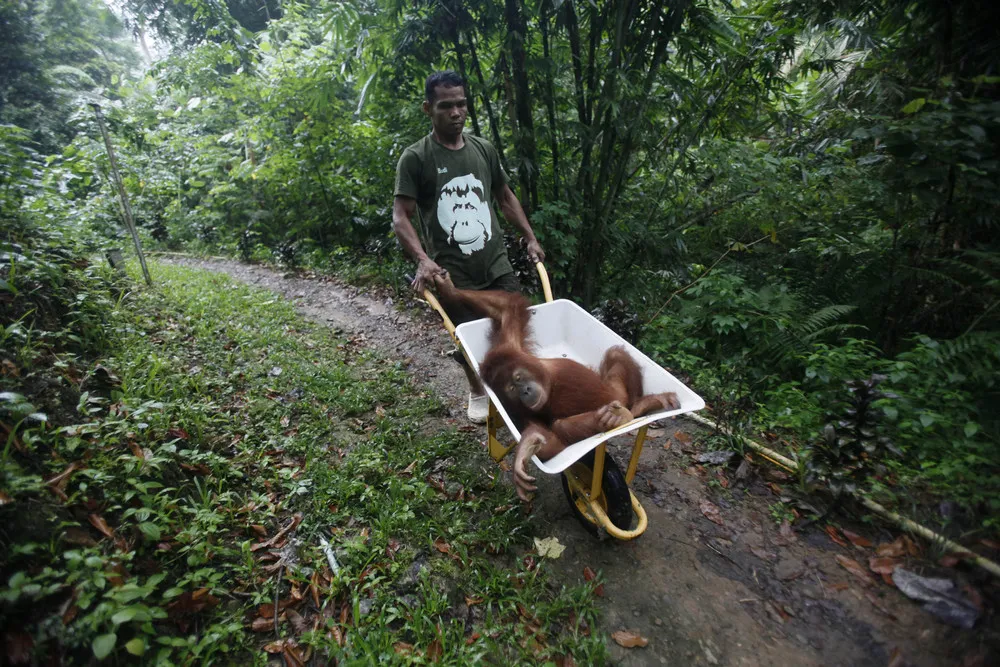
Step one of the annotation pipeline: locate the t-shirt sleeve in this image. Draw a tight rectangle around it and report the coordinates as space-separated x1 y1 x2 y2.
394 148 421 199
487 141 513 190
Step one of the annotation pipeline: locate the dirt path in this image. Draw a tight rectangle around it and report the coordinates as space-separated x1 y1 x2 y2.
162 257 981 667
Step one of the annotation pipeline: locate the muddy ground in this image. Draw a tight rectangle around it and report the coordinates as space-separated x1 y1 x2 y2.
161 256 993 667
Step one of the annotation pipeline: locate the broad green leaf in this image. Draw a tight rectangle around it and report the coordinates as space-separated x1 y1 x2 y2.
93 633 116 660
901 98 926 114
138 522 161 541
964 422 979 438
112 607 138 624
125 638 145 656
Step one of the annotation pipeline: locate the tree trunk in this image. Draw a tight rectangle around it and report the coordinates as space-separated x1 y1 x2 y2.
453 32 481 138
540 1 561 201
504 0 538 212
468 34 508 170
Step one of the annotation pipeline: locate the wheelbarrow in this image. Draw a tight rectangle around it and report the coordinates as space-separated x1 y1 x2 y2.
422 263 704 540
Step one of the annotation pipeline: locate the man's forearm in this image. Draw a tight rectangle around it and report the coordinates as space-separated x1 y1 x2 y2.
392 215 430 264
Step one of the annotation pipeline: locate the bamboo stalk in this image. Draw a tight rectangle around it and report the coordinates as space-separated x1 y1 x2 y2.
681 412 1000 579
90 104 152 286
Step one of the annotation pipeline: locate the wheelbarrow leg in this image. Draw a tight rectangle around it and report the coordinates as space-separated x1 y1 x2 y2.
487 399 515 462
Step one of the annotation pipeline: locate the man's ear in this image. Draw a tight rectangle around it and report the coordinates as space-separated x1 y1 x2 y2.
422 100 431 115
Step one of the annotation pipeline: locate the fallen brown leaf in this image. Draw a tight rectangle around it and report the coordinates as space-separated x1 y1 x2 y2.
393 642 415 656
465 596 483 607
836 555 874 586
426 638 443 662
887 646 906 667
127 440 145 460
387 538 403 556
938 552 975 568
166 427 190 441
759 469 786 484
980 538 1000 551
45 462 82 499
869 557 901 576
400 461 417 477
876 537 907 559
433 537 451 554
825 525 849 548
251 617 272 632
286 608 309 634
250 513 303 552
699 500 725 526
830 582 850 592
611 629 649 648
962 584 984 612
674 431 692 445
0 491 12 506
263 640 286 654
555 653 577 667
250 524 267 537
88 514 115 540
842 529 873 548
284 643 306 667
583 567 604 597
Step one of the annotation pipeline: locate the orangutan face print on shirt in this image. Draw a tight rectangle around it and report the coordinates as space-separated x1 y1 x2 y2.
437 174 491 255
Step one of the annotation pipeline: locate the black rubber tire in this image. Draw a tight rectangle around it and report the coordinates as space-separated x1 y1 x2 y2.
560 450 634 535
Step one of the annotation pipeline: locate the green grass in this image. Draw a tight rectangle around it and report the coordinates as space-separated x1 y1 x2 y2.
1 260 605 665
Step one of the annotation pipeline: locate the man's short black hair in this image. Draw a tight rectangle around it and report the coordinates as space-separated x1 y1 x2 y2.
425 71 466 103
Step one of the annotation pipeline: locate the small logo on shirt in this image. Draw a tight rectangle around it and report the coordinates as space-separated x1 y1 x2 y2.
437 167 448 174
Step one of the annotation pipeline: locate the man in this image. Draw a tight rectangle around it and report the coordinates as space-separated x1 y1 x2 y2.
393 70 545 423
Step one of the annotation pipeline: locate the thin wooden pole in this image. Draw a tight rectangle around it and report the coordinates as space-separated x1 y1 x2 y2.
90 104 152 286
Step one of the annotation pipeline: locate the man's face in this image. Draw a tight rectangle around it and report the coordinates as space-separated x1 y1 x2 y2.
424 85 467 139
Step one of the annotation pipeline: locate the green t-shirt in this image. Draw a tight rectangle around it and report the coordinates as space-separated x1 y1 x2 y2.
395 133 514 289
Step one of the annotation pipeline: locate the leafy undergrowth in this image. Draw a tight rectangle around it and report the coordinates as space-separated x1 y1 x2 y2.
1 260 604 665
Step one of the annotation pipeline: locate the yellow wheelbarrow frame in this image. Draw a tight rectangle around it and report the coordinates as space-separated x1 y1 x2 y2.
422 262 652 541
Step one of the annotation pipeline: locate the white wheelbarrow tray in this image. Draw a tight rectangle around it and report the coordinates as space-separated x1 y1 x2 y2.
455 298 705 474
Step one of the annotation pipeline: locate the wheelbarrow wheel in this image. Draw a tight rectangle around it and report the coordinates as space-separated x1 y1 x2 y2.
560 450 633 535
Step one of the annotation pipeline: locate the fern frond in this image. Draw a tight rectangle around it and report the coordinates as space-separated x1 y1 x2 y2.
904 265 968 289
932 257 996 285
930 332 1000 384
800 323 866 343
798 304 857 336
